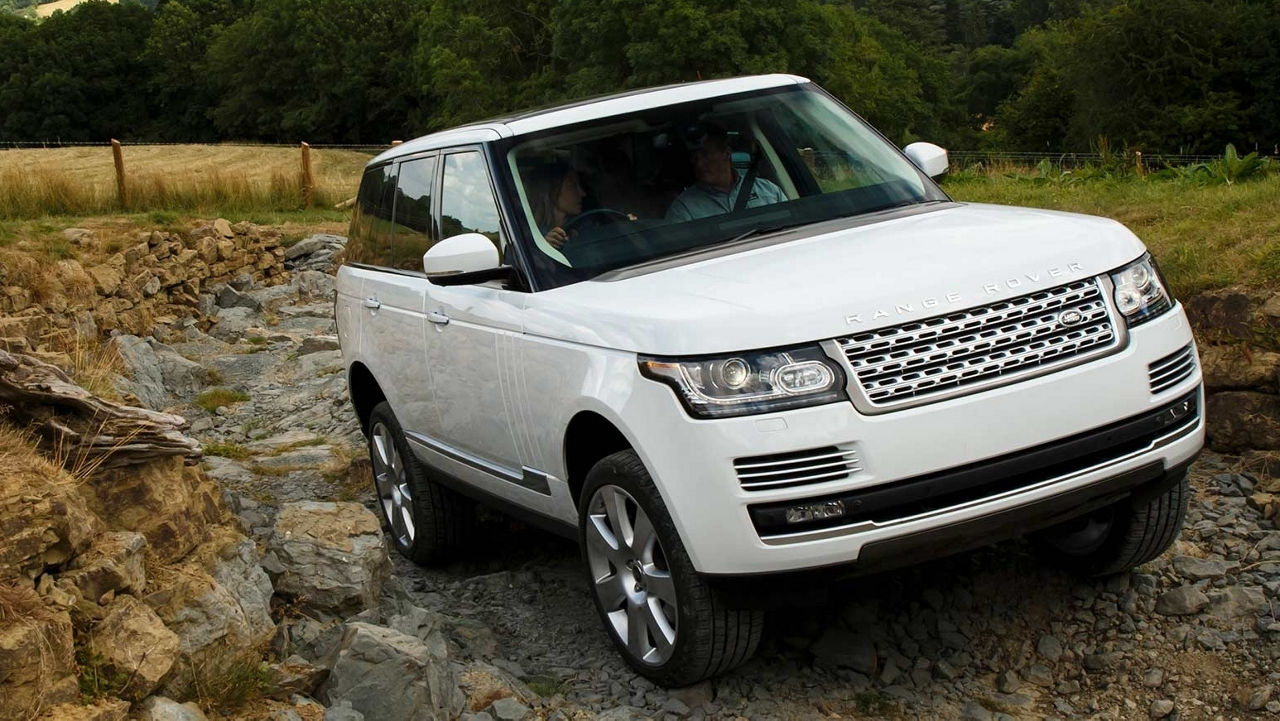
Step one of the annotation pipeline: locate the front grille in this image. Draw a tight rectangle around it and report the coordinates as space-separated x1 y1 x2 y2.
734 446 861 491
1149 344 1196 394
839 278 1118 409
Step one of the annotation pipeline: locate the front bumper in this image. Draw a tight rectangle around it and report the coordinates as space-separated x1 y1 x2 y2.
626 306 1203 575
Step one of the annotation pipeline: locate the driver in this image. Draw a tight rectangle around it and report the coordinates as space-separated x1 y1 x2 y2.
528 162 586 250
665 124 787 222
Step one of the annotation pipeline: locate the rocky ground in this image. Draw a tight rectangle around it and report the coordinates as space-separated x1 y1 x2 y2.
119 236 1280 720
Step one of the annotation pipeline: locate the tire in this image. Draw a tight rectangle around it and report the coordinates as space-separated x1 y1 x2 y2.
1034 471 1190 576
579 449 764 686
366 401 475 564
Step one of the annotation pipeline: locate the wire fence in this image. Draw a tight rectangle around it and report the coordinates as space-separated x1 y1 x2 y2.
0 140 393 152
947 149 1273 170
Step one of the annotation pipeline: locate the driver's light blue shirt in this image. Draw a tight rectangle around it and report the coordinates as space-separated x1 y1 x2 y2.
665 174 788 222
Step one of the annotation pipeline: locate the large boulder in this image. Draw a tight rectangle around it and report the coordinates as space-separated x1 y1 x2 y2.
320 622 463 720
87 595 181 700
1184 287 1279 344
268 502 390 618
0 585 79 721
79 458 222 564
1205 392 1280 452
142 529 273 697
1199 345 1280 392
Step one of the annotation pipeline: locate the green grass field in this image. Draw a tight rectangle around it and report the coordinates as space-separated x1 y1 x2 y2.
941 172 1280 298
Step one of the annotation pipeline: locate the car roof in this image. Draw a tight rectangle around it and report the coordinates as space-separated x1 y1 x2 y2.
368 74 810 166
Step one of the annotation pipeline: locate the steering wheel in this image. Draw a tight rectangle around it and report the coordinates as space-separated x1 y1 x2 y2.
563 208 632 234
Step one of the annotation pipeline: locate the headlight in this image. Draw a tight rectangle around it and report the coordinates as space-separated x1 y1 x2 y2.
639 345 846 419
1109 254 1173 327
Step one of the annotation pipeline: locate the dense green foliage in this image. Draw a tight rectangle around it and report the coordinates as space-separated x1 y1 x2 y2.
0 0 1276 153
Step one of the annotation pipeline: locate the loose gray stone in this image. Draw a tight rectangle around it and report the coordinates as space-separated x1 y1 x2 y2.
1150 699 1175 718
217 284 263 311
960 701 993 721
997 670 1020 693
489 696 530 721
153 343 208 398
1155 585 1211 615
811 628 877 674
1209 586 1267 620
299 335 341 355
135 696 209 721
286 234 346 260
211 306 259 341
1142 668 1164 687
1172 555 1237 580
1036 634 1063 662
1024 665 1053 687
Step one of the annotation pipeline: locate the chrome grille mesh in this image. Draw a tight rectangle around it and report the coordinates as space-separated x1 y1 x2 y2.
839 279 1118 408
734 446 861 491
1149 344 1196 394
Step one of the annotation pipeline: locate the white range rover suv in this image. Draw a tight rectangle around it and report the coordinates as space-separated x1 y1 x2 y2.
336 75 1203 685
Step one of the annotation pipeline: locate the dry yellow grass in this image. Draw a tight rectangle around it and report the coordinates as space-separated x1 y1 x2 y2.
34 0 116 17
0 144 373 218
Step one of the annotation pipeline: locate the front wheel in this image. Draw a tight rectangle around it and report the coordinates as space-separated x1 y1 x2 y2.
580 450 763 686
1034 471 1190 576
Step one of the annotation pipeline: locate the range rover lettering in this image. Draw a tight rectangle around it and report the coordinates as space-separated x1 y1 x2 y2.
336 75 1203 685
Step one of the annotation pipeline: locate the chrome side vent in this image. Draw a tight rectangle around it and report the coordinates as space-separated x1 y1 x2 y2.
734 446 861 491
1149 344 1196 394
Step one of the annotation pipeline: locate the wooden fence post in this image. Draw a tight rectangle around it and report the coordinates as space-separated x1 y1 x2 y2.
110 139 127 207
300 142 314 208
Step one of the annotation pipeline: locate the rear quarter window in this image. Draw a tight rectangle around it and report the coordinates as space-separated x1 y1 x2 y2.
346 164 398 267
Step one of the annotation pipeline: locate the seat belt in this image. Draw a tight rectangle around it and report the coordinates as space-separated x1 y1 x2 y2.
732 142 762 214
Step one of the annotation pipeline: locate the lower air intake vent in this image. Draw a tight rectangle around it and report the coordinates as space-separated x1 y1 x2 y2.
734 446 861 491
1149 344 1196 394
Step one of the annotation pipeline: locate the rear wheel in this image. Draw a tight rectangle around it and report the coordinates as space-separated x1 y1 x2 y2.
367 402 475 564
580 450 763 686
1034 471 1190 576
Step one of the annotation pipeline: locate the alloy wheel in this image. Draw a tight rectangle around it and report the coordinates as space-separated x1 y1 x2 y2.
370 421 415 547
584 484 678 665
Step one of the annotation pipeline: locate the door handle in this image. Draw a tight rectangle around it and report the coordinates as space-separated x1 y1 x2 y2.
362 297 381 310
427 311 450 326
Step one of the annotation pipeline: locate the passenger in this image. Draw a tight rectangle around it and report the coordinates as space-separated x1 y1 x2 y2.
665 125 787 222
528 163 585 250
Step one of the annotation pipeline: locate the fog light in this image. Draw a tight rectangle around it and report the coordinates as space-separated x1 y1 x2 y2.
785 500 846 524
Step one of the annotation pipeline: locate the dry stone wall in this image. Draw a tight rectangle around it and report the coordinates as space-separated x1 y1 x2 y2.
0 219 288 357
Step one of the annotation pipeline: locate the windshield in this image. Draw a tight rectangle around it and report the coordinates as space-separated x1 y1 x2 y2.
502 84 948 288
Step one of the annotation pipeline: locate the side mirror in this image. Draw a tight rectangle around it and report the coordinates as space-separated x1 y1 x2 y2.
903 142 949 178
424 232 499 282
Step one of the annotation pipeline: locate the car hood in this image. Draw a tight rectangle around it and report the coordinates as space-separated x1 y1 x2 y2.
521 203 1147 356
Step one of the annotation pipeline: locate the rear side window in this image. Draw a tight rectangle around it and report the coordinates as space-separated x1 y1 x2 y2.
346 164 397 267
440 151 502 251
390 155 438 271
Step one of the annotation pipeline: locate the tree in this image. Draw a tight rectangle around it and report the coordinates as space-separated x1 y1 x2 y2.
0 1 154 141
206 0 425 142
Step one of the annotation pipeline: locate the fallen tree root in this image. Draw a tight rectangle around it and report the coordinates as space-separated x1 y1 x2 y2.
0 349 201 470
